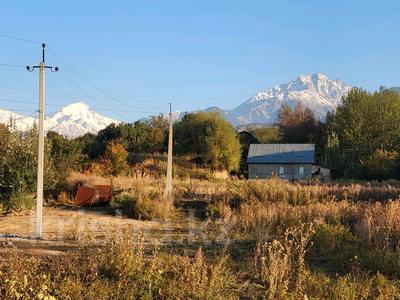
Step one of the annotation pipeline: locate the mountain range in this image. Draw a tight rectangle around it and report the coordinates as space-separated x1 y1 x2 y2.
199 73 352 126
0 102 119 138
0 73 355 138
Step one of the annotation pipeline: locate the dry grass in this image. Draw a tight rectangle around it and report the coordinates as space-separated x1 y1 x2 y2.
2 225 400 299
0 228 240 300
230 178 400 205
254 223 314 299
26 173 400 298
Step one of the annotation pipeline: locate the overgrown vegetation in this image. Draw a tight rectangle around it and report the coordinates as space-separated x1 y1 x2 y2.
2 219 400 299
2 89 400 298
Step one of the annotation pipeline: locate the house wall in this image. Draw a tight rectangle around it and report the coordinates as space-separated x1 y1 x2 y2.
248 163 313 180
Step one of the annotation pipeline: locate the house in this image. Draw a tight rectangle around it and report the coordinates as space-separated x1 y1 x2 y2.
247 144 315 180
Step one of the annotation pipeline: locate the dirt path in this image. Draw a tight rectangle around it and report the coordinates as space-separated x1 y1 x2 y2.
0 203 238 257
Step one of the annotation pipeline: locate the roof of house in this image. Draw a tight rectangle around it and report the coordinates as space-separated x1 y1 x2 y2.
247 144 315 164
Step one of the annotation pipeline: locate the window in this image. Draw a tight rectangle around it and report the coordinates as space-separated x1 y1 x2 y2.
279 166 284 175
299 166 304 175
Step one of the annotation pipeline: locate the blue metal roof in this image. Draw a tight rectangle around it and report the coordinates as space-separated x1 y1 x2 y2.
247 144 315 164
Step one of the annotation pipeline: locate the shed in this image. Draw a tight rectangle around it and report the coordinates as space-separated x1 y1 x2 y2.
247 144 315 180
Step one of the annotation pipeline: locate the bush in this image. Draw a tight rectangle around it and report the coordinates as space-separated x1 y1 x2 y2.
307 223 358 273
111 190 174 220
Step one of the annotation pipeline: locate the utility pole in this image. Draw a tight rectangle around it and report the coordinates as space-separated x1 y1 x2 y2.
165 103 173 197
27 43 58 239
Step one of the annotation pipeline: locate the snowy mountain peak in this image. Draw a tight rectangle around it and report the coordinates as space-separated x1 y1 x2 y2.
227 73 352 126
60 101 91 113
0 102 119 138
0 109 35 131
46 102 119 138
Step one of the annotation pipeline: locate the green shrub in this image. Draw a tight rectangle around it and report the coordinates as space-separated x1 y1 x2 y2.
362 250 400 277
111 190 173 220
6 192 35 211
111 192 152 220
307 223 359 273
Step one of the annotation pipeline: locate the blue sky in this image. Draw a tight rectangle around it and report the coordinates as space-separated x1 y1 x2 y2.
0 0 399 122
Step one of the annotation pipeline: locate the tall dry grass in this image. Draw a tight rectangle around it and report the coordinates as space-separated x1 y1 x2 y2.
2 225 399 299
254 223 314 299
230 178 400 205
0 228 240 299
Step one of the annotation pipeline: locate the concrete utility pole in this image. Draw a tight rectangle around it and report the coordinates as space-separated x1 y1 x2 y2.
27 43 58 239
165 103 173 197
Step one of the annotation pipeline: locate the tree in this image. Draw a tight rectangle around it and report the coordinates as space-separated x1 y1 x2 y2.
174 112 241 172
47 131 85 183
248 126 281 144
127 115 169 153
0 124 56 211
326 88 400 179
277 103 325 163
101 141 129 176
79 116 169 159
277 103 321 143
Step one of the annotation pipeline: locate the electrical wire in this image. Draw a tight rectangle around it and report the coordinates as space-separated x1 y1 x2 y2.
0 33 41 44
48 47 169 106
57 70 133 122
0 63 26 69
0 98 163 114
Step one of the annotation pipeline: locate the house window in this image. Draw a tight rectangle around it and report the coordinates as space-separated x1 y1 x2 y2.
279 166 284 175
299 166 304 175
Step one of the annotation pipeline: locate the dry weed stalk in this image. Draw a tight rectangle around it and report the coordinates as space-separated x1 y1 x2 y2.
254 223 315 299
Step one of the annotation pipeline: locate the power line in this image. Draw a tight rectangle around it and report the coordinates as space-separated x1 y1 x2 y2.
35 70 159 115
0 108 35 112
0 98 162 114
48 47 168 107
0 33 41 44
0 85 162 109
0 63 26 69
57 70 132 122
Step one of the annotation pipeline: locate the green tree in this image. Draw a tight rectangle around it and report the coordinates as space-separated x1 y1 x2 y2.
326 88 400 179
127 115 168 153
47 131 85 183
248 126 281 143
174 112 241 172
80 116 168 159
0 124 56 211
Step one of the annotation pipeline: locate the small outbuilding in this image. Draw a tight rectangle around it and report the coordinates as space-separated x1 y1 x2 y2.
247 144 315 180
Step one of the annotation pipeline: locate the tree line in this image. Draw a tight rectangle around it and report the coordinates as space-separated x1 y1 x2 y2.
1 87 399 210
265 87 400 180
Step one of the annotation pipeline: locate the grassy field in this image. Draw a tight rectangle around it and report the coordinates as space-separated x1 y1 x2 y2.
1 171 400 299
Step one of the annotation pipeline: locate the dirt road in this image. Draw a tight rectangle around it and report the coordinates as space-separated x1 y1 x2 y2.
0 204 237 256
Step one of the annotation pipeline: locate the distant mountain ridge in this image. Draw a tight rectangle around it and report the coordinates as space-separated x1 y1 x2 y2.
0 102 119 138
0 73 368 137
200 73 353 126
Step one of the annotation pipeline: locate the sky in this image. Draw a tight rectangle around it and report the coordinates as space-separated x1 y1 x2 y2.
0 0 399 122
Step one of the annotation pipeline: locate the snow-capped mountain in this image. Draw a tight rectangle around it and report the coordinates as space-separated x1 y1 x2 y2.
205 73 352 126
0 73 354 136
45 102 119 138
0 102 119 138
0 109 35 131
